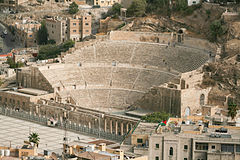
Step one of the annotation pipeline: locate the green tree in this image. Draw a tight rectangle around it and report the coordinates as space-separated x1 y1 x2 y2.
228 103 238 120
6 57 15 68
175 0 188 11
37 40 75 60
61 40 75 51
69 2 79 14
6 57 24 68
28 132 40 146
141 112 170 123
127 0 147 17
146 0 170 16
209 20 225 42
206 9 211 19
110 3 122 16
0 78 3 87
37 44 60 60
47 39 56 44
37 21 48 45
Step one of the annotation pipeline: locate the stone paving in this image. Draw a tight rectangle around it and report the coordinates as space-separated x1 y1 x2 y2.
0 115 98 154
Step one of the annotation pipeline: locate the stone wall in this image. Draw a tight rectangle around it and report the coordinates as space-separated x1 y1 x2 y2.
133 87 181 117
109 31 215 51
181 87 211 117
133 69 212 117
16 67 54 93
149 134 192 160
180 70 211 117
109 31 172 43
0 91 54 111
222 12 239 22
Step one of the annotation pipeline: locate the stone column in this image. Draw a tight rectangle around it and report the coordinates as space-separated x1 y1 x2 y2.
115 121 118 135
104 119 107 132
121 122 124 135
126 123 129 132
130 123 133 131
60 116 63 124
110 119 113 134
89 121 91 129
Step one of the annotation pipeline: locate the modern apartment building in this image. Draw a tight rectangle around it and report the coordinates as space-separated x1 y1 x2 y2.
67 15 91 41
148 132 240 160
45 15 92 44
46 17 67 44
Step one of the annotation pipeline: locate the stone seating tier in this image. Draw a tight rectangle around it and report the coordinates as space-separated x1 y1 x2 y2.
63 41 209 73
39 40 209 109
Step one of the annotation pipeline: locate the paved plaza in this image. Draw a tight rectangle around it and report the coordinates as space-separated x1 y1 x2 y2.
0 115 98 154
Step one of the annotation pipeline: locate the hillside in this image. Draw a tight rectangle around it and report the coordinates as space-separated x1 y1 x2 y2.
121 3 225 39
120 2 240 107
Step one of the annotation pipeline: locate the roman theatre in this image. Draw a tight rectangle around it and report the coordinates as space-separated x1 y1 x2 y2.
0 31 215 137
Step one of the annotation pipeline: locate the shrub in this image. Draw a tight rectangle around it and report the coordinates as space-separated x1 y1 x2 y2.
110 3 123 16
127 0 147 17
37 40 75 60
228 103 238 119
69 2 79 14
116 23 125 29
202 77 216 86
206 9 211 18
47 39 56 44
141 112 170 123
209 19 226 42
37 21 48 45
6 57 24 68
146 0 171 16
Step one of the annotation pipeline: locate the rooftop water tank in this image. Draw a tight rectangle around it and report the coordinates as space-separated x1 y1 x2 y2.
0 149 4 156
4 150 10 156
185 120 190 125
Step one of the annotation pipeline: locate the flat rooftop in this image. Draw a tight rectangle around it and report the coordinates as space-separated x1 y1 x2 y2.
68 141 90 148
17 88 49 96
4 91 33 97
152 125 240 142
89 140 115 146
125 109 154 118
77 151 112 160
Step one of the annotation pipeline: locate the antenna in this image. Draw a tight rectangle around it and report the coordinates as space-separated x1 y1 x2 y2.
63 106 69 160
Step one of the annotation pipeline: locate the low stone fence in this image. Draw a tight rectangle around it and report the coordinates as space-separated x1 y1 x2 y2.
0 106 124 142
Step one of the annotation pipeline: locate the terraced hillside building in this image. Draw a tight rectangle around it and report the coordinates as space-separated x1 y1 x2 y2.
46 17 68 44
94 0 121 7
0 0 28 9
67 15 92 42
15 31 214 118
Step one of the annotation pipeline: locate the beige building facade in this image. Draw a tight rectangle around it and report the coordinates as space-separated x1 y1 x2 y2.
46 17 67 44
14 20 41 47
94 0 121 7
149 134 240 160
0 88 54 111
67 15 92 42
133 70 211 117
0 0 28 8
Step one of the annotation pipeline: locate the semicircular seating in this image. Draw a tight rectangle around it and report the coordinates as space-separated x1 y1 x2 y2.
40 40 209 110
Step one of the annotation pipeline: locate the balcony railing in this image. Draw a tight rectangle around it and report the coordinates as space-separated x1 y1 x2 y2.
195 137 240 143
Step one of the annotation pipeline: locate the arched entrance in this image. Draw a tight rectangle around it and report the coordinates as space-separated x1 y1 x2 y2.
185 107 190 116
200 94 205 106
